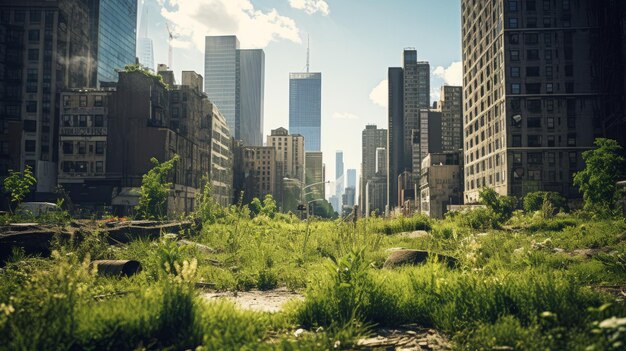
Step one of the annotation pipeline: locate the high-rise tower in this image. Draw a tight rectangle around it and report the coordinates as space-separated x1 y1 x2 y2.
204 36 264 146
461 0 626 203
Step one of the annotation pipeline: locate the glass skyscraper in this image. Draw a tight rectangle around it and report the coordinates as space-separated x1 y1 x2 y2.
89 0 137 85
239 49 265 146
205 36 264 146
138 37 154 71
289 72 322 151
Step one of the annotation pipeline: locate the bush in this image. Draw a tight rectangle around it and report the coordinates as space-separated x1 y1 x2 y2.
524 191 568 213
479 187 517 222
372 214 431 235
456 207 501 230
136 155 179 219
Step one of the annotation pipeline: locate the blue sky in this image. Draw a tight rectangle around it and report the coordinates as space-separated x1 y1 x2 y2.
139 0 462 197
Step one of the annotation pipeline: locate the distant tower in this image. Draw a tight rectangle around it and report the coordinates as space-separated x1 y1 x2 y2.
335 151 344 211
290 37 322 151
137 4 154 71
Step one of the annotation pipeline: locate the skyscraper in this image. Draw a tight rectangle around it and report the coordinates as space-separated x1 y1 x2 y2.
289 72 322 151
335 151 344 211
87 0 138 85
205 36 265 146
138 37 154 71
305 151 325 200
387 49 430 210
347 169 356 189
361 125 388 215
438 86 463 152
239 49 265 146
461 0 626 203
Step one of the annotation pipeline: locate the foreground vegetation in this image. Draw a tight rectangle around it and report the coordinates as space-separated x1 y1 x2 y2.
1 207 625 350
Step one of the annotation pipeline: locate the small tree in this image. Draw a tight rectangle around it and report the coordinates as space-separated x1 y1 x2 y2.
573 138 625 214
195 177 223 224
523 191 567 213
479 187 517 222
261 194 277 219
136 155 179 219
2 166 37 213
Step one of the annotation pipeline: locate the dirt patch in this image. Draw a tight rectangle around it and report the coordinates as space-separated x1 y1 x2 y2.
202 287 304 313
399 230 430 239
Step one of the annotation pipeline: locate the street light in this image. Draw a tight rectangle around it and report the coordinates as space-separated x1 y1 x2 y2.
283 178 330 218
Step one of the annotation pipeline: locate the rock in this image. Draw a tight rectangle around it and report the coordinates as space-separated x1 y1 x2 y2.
383 250 458 269
294 328 305 338
177 239 217 254
163 233 178 240
401 230 430 239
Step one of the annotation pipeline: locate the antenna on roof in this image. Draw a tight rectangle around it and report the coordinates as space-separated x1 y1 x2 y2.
306 35 310 73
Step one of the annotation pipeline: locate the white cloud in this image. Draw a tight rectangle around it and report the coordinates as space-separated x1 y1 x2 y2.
433 61 463 86
430 87 440 105
333 112 358 120
289 0 330 16
159 0 301 51
369 79 388 108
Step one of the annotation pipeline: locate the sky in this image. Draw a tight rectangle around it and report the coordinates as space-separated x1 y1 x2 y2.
138 0 462 198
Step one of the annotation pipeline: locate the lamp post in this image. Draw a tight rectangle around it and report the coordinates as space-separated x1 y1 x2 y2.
282 177 330 218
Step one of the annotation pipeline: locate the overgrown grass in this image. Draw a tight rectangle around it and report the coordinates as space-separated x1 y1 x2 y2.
1 211 625 349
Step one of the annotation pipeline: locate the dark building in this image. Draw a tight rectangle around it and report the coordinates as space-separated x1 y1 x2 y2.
387 49 430 211
461 0 626 203
360 125 387 214
0 0 94 196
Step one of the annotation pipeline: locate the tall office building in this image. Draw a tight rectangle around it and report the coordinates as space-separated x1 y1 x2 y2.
387 49 430 210
138 37 154 71
461 0 626 203
360 125 387 212
347 169 356 189
335 150 344 211
0 0 93 192
305 151 325 200
438 86 463 152
87 0 137 85
205 36 264 146
267 127 305 211
289 72 322 151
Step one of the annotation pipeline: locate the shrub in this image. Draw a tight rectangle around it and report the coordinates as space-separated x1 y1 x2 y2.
136 155 179 219
479 187 517 222
372 214 431 235
457 207 501 230
524 191 568 213
2 166 36 213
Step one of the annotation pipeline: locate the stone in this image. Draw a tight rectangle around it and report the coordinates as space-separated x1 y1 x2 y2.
383 249 458 269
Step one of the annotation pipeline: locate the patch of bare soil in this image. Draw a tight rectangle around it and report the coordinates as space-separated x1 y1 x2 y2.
202 287 304 313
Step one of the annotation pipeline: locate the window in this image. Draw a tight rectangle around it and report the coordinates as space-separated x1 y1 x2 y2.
63 95 70 107
94 95 103 107
509 18 518 28
543 17 552 27
28 29 39 42
546 83 554 93
75 162 88 173
95 141 104 154
511 67 520 77
510 50 520 61
563 0 570 10
527 49 539 60
528 100 542 113
527 0 536 11
78 115 87 127
26 101 37 113
513 152 522 164
509 33 519 44
510 98 521 112
30 10 41 23
27 69 38 82
78 141 86 154
28 49 38 61
511 83 521 94
567 134 576 146
62 161 74 173
95 161 103 173
94 115 104 127
23 119 36 132
527 17 537 28
547 117 555 129
526 66 540 76
528 152 543 164
546 66 553 79
513 135 522 147
528 135 542 147
527 118 542 128
509 0 518 11
528 170 542 180
567 117 576 128
544 33 552 46
524 33 538 45
526 83 541 94
14 11 25 23
25 140 36 152
62 142 73 154
546 99 554 112
548 135 555 146
545 49 552 62
79 95 87 107
565 65 573 77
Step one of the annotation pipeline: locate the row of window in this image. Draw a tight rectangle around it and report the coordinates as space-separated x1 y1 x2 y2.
62 115 105 128
62 95 105 108
61 161 104 174
508 0 570 12
61 141 105 155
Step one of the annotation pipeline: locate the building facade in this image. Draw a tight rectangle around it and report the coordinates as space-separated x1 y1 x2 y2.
461 0 626 203
289 72 322 151
360 125 387 214
87 0 137 85
419 151 463 219
305 151 325 200
439 85 464 152
138 37 154 71
0 0 94 194
204 36 264 146
240 146 277 203
335 150 344 212
267 127 305 211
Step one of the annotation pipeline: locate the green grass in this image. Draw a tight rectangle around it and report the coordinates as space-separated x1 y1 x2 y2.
1 211 626 349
